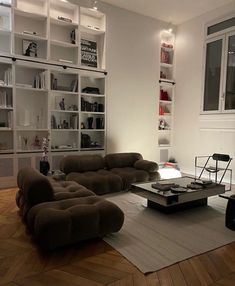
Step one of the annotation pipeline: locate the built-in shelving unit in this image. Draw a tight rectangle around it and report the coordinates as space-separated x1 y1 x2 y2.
0 0 107 187
158 30 175 163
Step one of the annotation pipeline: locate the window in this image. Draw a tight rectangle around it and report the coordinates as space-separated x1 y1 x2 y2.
203 16 235 113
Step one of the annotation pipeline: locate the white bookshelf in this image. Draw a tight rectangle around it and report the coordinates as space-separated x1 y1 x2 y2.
158 30 175 163
0 0 107 187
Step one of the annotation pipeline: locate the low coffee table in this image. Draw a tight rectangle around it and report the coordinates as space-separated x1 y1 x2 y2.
131 176 225 213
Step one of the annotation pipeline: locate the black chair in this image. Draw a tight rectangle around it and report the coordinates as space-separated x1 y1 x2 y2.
195 153 232 191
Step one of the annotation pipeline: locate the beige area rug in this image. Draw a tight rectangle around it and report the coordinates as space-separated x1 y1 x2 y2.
103 192 235 273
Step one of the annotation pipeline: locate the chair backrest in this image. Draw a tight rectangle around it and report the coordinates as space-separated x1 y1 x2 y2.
212 153 230 162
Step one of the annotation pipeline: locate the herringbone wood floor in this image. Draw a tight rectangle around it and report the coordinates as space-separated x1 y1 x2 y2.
1 188 235 286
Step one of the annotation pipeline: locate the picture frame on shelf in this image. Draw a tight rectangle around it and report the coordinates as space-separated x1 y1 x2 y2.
23 40 38 57
81 38 98 68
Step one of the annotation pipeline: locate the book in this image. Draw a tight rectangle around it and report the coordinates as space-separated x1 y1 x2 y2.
81 39 98 68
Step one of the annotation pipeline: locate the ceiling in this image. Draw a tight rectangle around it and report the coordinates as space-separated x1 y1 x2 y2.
101 0 235 25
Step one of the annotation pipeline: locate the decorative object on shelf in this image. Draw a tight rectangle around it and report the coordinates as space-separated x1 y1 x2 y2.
87 117 93 129
161 48 169 64
92 0 98 10
31 135 41 149
159 105 164 115
59 98 65 110
19 109 30 127
81 122 85 129
96 117 104 129
23 31 38 36
68 104 78 111
82 87 100 94
162 42 173 49
159 119 166 130
23 40 38 57
50 74 58 90
58 16 72 23
33 71 46 89
70 114 78 129
93 102 98 112
160 89 169 101
81 39 98 68
70 79 78 92
98 103 104 112
70 29 76 44
81 133 91 148
40 137 50 176
51 115 57 129
22 136 29 150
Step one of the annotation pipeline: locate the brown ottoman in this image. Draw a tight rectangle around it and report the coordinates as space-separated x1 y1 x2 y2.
27 196 124 250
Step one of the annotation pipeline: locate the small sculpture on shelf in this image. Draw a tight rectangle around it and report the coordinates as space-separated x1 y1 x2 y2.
81 122 85 129
22 136 29 150
31 135 41 150
159 119 166 130
59 98 65 110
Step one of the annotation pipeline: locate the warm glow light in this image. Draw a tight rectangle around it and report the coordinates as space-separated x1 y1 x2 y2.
168 28 173 33
158 168 182 179
60 0 68 2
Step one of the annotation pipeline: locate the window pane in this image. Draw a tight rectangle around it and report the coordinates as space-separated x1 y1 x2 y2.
225 34 235 110
207 17 235 35
203 39 222 111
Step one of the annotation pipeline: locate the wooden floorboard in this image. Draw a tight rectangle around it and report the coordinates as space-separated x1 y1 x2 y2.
1 188 235 286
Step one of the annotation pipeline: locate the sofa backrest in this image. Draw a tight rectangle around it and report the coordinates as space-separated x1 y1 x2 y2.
104 152 143 169
17 167 54 206
60 154 105 174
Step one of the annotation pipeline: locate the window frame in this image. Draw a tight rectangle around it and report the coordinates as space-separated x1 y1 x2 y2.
201 13 235 115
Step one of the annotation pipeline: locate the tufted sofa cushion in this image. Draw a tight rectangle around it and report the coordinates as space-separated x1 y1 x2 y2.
50 179 95 200
27 196 124 250
16 167 95 221
104 152 143 169
110 167 150 190
60 154 105 174
17 167 54 206
134 159 159 172
66 169 123 195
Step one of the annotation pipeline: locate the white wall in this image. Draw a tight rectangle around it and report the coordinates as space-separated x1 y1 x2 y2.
74 0 168 161
174 3 235 181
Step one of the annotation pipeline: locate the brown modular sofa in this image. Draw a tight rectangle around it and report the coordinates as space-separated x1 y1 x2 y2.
16 167 124 250
60 152 160 194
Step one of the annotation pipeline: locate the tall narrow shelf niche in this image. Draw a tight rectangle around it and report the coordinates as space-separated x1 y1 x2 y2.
158 29 175 163
80 7 106 70
49 0 79 65
15 63 49 153
80 73 106 150
50 69 79 152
